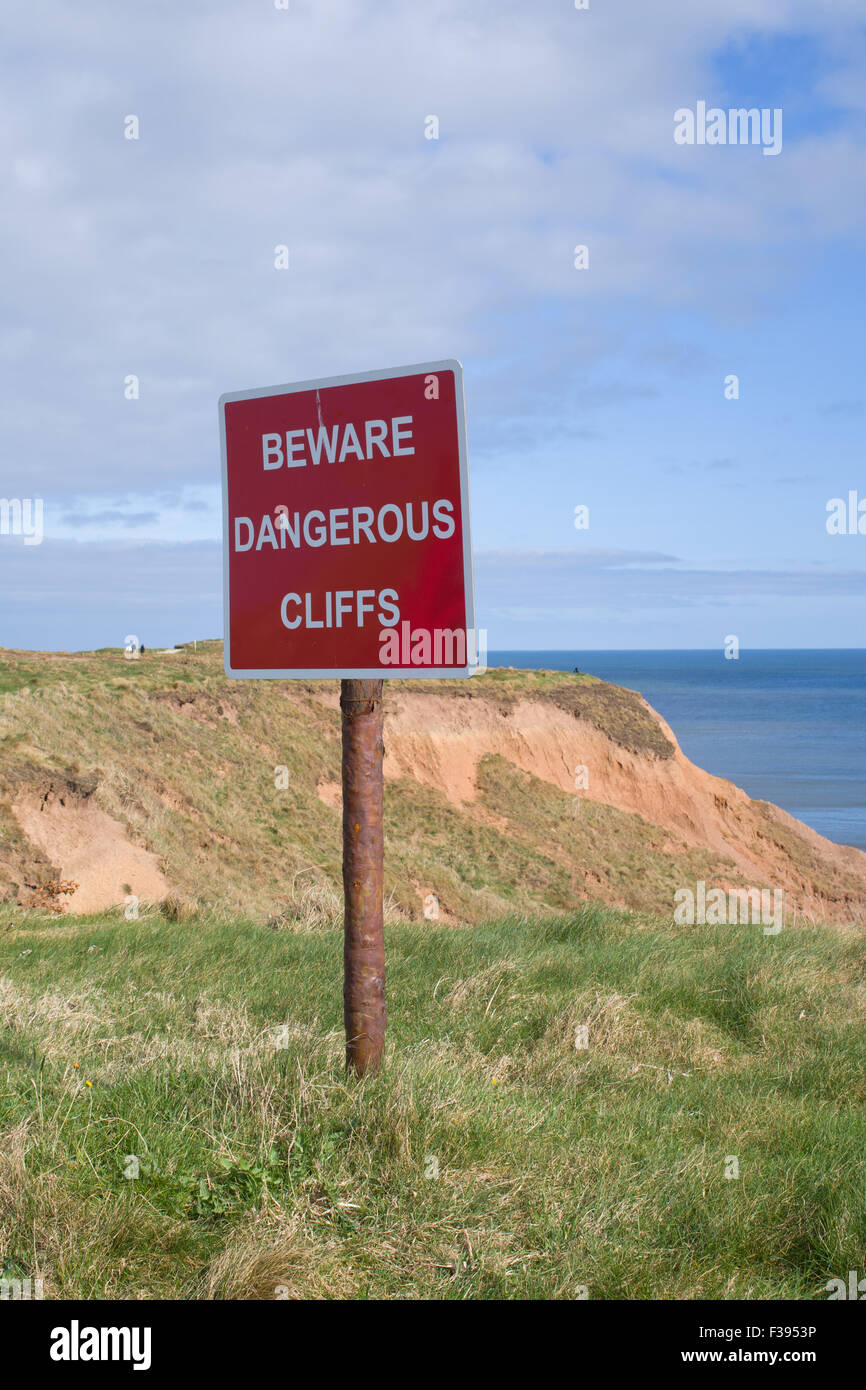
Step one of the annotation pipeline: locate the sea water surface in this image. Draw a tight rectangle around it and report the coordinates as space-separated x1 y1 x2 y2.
487 650 866 851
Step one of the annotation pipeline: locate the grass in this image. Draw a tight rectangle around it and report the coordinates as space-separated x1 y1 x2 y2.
1 902 864 1299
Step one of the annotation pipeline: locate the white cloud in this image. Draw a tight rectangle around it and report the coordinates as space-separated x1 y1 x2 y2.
1 0 864 499
1 0 865 650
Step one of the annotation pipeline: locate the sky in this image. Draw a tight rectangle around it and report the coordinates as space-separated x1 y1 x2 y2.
2 0 865 652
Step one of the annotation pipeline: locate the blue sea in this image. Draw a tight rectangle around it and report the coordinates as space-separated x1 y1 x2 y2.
487 650 866 851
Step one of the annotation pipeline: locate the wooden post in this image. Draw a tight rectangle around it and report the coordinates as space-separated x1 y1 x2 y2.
340 678 385 1075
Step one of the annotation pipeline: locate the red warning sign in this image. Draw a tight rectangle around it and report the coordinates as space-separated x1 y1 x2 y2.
219 360 475 678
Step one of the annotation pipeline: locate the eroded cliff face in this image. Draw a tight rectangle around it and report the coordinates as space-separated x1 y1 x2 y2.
377 686 866 925
1 646 864 926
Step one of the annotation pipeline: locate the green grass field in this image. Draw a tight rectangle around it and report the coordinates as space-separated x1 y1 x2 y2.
1 903 863 1299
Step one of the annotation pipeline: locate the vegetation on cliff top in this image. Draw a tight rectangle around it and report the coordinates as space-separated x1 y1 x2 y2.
1 904 863 1299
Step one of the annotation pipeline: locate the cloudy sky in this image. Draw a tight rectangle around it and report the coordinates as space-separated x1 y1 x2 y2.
2 0 865 651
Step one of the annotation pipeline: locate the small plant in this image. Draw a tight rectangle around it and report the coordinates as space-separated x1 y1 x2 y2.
267 872 342 930
159 894 199 923
22 878 78 914
164 1149 288 1221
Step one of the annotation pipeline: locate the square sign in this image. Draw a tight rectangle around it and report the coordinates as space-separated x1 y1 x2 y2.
219 360 475 678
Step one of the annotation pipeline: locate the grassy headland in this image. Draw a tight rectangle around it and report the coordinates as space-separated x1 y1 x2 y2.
1 903 864 1299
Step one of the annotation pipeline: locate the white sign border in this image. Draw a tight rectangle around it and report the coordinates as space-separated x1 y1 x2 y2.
219 359 477 680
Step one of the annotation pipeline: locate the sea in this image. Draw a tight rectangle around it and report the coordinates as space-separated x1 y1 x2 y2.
487 650 866 852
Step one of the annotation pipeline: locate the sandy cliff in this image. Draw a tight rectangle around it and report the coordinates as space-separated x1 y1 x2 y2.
379 686 866 924
1 646 864 925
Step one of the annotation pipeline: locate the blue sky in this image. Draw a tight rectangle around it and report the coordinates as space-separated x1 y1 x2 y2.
2 0 865 651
